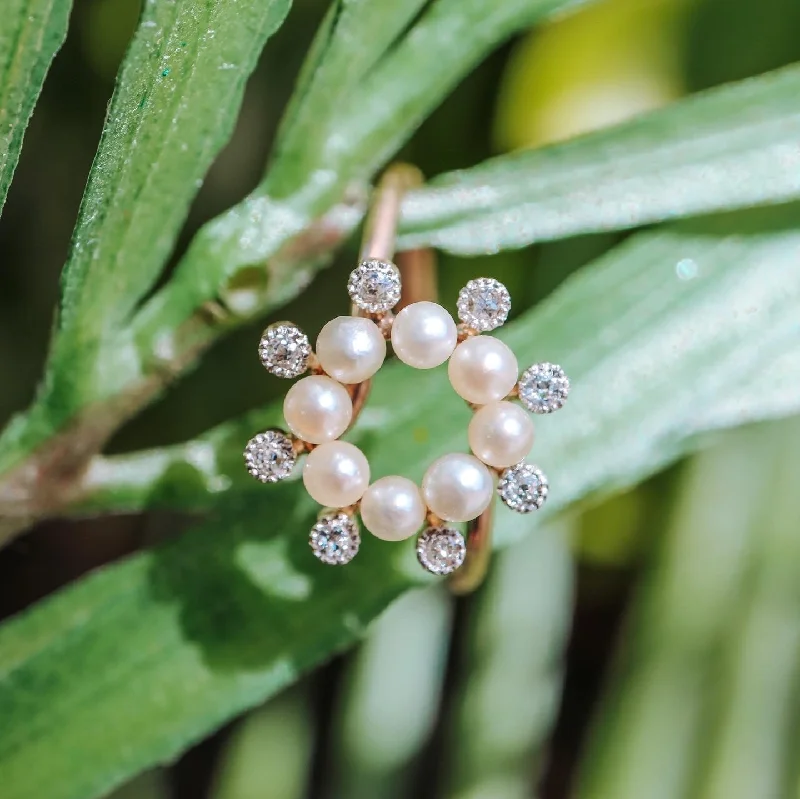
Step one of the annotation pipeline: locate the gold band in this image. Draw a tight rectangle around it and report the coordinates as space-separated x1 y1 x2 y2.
357 164 493 595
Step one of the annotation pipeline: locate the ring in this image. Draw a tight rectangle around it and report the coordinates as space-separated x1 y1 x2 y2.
244 165 570 594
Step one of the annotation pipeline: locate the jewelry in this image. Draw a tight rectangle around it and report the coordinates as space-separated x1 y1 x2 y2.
244 165 570 592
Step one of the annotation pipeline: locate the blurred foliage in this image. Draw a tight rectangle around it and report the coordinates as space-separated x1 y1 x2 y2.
2 0 800 798
495 0 689 149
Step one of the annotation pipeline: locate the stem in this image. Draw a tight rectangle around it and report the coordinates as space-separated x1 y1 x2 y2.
0 195 365 545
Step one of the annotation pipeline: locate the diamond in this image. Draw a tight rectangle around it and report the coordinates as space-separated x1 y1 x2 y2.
416 526 466 575
348 260 402 313
498 463 548 513
244 430 297 483
310 513 361 565
457 278 511 332
518 362 570 414
259 322 311 379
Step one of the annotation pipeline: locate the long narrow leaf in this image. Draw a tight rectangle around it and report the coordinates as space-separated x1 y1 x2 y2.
269 0 432 192
134 0 595 358
398 63 800 254
80 205 800 520
576 427 777 799
442 520 574 798
46 0 292 413
0 0 72 214
0 0 294 480
697 420 800 799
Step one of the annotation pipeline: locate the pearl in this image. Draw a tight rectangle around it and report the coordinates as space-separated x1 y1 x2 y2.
469 401 535 468
422 453 494 523
283 375 353 444
360 476 426 541
448 336 519 405
316 316 387 384
391 301 458 369
303 441 371 508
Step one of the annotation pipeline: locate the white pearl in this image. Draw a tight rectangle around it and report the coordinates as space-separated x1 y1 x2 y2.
469 401 535 468
303 441 371 508
360 476 426 541
422 453 494 523
316 316 387 384
448 336 519 405
391 301 458 369
283 375 352 444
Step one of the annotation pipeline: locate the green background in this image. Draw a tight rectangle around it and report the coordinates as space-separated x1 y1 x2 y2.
2 0 800 797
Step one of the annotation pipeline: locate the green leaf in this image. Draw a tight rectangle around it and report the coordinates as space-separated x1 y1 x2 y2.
398 63 800 254
134 0 597 353
46 0 293 413
577 421 800 799
576 428 776 799
270 0 432 190
328 588 453 796
82 205 800 520
323 0 594 179
0 0 72 214
210 691 312 799
4 205 800 799
0 0 293 482
696 421 800 799
0 487 414 799
442 520 574 797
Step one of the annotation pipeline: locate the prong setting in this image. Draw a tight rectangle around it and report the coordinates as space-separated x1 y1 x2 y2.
518 362 570 414
497 463 549 513
348 259 402 313
259 322 312 379
417 526 467 575
244 430 297 483
457 277 511 332
310 512 361 565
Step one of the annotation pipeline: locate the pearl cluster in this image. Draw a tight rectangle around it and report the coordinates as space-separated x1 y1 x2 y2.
245 264 570 574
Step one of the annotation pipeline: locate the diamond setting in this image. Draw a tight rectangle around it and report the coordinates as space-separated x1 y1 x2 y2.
518 362 570 414
348 260 402 313
310 513 361 565
416 526 467 575
244 430 297 483
498 463 548 513
259 322 311 379
457 278 511 332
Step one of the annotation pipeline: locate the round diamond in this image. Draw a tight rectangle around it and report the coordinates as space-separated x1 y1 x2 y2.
457 278 511 332
348 260 402 313
259 323 311 379
498 463 548 513
518 362 570 414
310 513 361 565
417 526 466 575
244 430 297 483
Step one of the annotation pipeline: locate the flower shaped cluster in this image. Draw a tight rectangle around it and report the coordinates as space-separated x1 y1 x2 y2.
244 260 570 574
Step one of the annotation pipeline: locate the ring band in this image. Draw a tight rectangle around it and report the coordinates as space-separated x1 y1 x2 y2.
358 165 494 595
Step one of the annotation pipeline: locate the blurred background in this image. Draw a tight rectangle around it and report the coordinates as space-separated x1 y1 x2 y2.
2 0 800 796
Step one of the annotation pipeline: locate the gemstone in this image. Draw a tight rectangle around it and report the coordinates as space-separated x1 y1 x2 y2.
416 526 466 575
497 462 549 513
347 260 402 313
518 362 570 414
259 322 311 379
457 278 511 332
310 513 361 565
244 430 297 483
